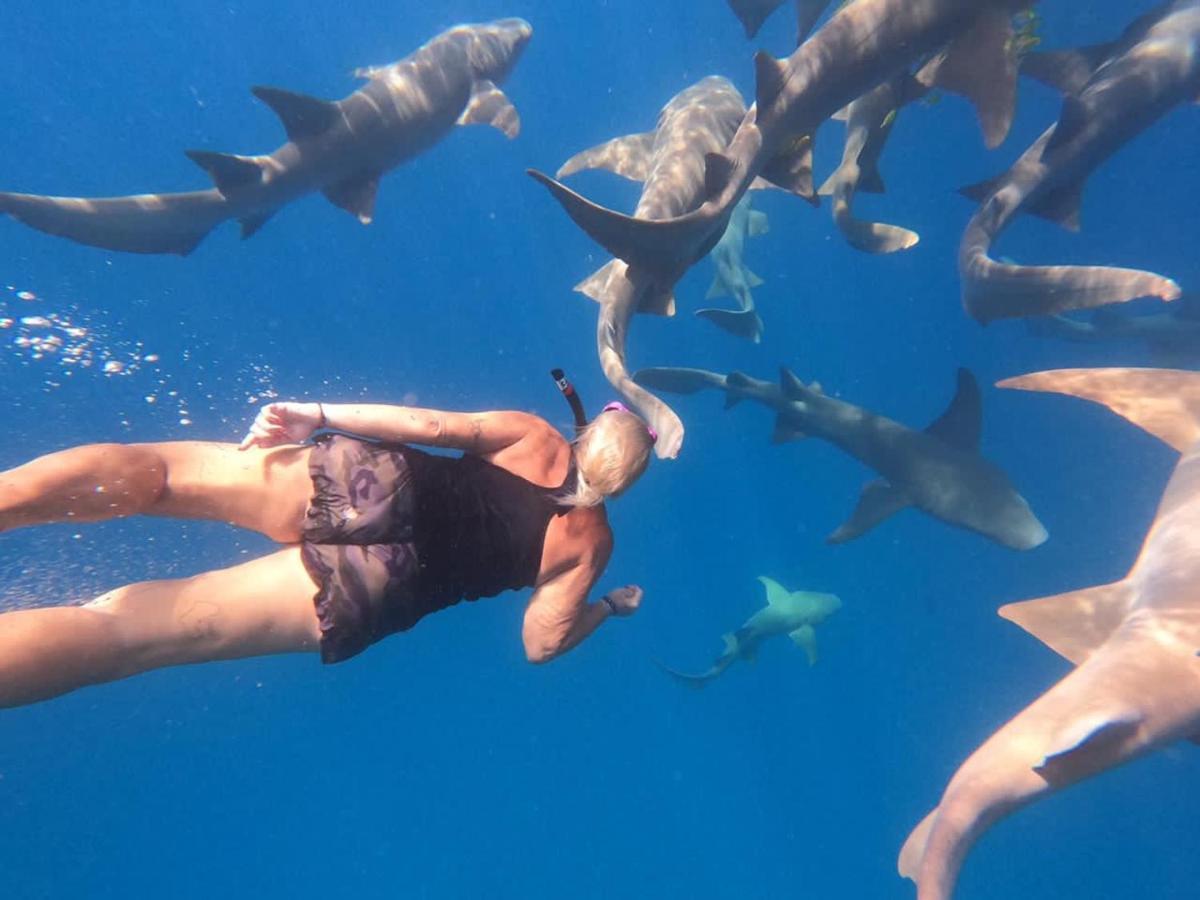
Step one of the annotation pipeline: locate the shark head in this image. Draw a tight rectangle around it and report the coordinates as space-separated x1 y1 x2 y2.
991 492 1049 551
807 592 842 623
455 18 533 85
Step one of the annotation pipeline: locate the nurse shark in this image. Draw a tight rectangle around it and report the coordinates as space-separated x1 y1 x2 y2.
0 19 532 255
695 194 769 343
657 575 840 686
549 76 756 458
901 366 1200 899
959 0 1200 323
529 0 1026 296
1028 295 1200 368
634 365 1047 550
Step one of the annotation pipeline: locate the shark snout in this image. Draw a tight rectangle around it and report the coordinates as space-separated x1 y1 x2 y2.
468 18 533 82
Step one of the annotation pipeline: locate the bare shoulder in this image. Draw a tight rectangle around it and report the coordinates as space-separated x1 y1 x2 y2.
486 413 571 483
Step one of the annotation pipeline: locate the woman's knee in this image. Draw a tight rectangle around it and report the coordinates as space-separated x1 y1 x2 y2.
84 577 221 672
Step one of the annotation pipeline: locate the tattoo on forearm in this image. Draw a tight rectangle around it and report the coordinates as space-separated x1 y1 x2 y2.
470 417 484 448
428 415 445 445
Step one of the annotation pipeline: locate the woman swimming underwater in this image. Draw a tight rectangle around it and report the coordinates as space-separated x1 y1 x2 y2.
0 390 654 707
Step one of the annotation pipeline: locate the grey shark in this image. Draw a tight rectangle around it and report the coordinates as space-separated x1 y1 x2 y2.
635 365 1047 550
658 575 840 686
695 194 769 343
725 0 833 43
1029 296 1200 368
552 76 754 458
0 20 532 255
901 366 1200 899
959 0 1200 323
529 0 1025 295
817 74 929 254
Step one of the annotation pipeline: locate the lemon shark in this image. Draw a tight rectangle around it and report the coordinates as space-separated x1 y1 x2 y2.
724 0 834 43
900 366 1200 899
546 76 758 459
634 365 1047 550
696 194 769 343
528 0 1026 297
0 19 532 255
959 0 1200 324
658 576 840 686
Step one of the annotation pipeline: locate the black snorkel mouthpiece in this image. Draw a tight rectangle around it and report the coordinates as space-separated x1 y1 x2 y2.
551 368 588 432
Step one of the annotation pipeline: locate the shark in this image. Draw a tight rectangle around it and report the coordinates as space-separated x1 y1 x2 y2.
634 365 1047 550
959 0 1200 324
900 366 1200 899
724 0 834 43
1028 295 1200 368
0 19 532 255
658 575 840 686
695 195 769 343
528 0 1026 298
549 76 757 459
817 74 929 254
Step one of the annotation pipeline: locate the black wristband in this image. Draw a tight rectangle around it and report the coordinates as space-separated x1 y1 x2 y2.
316 402 327 429
602 594 618 616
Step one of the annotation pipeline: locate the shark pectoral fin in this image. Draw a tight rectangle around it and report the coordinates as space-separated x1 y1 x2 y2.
998 580 1134 665
323 172 381 225
638 287 676 317
770 414 807 444
998 368 1200 453
705 273 730 301
1035 710 1143 778
759 135 817 203
251 86 339 141
185 150 264 196
1025 178 1085 232
827 480 910 544
556 132 655 181
924 369 982 451
238 210 275 240
574 259 622 303
457 80 520 139
929 8 1018 148
1021 45 1113 96
788 625 818 666
747 210 769 238
695 307 765 344
746 268 765 288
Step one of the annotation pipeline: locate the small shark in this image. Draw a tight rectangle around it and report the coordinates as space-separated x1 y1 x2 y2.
658 575 841 686
634 365 1047 550
695 195 769 343
0 19 532 255
959 0 1200 323
817 73 929 254
529 0 1025 295
1028 295 1200 368
900 366 1200 899
724 0 834 43
549 76 756 458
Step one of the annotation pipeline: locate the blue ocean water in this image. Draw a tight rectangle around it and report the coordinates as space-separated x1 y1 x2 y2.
1 1 1198 897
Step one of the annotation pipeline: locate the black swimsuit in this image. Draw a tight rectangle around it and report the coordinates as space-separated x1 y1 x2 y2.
300 433 573 663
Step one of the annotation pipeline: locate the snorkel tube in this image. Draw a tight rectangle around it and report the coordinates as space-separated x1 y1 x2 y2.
551 368 588 433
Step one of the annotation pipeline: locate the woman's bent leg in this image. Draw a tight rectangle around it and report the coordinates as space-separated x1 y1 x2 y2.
0 547 322 709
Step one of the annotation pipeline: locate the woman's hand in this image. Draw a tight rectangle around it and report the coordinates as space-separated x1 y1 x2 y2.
604 585 643 618
239 402 324 451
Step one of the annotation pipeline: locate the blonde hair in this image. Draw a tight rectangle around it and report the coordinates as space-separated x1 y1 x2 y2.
560 408 654 507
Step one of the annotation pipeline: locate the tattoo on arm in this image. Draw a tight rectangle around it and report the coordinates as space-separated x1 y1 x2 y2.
469 417 484 448
427 415 445 446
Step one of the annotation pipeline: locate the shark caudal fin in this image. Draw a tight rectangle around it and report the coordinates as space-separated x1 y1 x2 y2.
999 368 1200 453
922 8 1019 148
898 809 937 883
999 581 1134 666
695 307 765 343
556 132 655 182
0 189 231 256
833 210 919 254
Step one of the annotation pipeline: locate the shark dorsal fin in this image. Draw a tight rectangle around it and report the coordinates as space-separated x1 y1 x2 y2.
779 367 808 401
1035 709 1143 777
926 7 1017 148
754 50 789 112
323 172 380 225
251 86 340 142
457 80 520 139
1021 45 1113 95
184 150 263 195
999 368 1200 453
556 132 656 182
925 369 982 450
999 580 1134 666
757 575 791 608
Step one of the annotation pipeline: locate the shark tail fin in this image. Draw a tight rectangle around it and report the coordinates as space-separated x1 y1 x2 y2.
834 211 920 254
695 307 765 344
999 580 1134 666
898 809 938 883
998 368 1200 453
925 7 1018 148
653 658 717 689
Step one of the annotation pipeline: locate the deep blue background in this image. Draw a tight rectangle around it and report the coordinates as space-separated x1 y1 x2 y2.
2 2 1198 897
